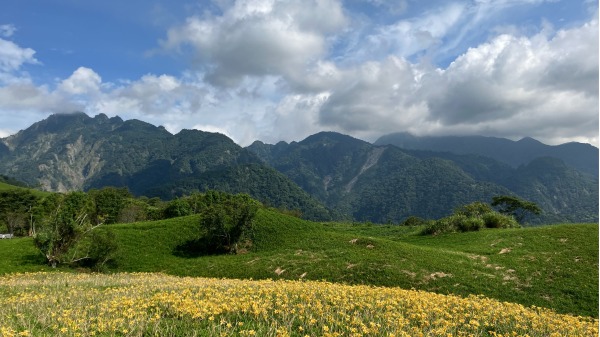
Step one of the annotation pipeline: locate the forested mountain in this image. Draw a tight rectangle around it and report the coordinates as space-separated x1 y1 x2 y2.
375 132 599 177
1 113 597 224
0 113 330 220
248 132 598 224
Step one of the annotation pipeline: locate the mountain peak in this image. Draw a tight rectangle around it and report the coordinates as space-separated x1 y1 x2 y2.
517 137 542 145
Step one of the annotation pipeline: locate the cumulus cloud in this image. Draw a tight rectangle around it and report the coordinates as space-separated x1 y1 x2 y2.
105 74 208 115
59 67 102 95
309 14 598 145
418 18 599 141
160 0 347 87
0 1 597 148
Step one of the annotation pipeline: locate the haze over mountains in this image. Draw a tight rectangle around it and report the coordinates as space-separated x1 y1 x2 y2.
0 112 597 224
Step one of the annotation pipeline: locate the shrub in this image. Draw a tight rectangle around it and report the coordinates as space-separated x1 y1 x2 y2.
457 216 485 232
401 216 429 227
33 192 109 268
75 230 118 271
423 214 466 235
482 212 520 229
164 198 192 218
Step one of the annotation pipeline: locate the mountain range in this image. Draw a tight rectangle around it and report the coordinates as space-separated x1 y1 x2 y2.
0 112 597 224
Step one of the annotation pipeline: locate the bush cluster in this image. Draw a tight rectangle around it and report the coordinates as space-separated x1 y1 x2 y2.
423 202 519 235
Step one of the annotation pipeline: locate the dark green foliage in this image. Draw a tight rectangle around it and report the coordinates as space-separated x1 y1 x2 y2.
0 189 38 235
457 216 485 232
454 201 493 217
146 164 331 221
0 175 29 188
76 229 118 271
164 198 193 218
88 186 132 224
423 201 520 235
423 214 467 235
198 193 259 254
32 192 117 268
116 200 150 223
482 211 519 228
491 195 541 223
400 216 430 227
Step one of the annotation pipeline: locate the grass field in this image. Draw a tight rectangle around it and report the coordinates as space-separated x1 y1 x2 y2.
1 208 597 319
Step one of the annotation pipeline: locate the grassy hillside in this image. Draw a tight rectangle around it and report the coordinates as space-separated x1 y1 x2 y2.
0 181 49 197
0 209 597 318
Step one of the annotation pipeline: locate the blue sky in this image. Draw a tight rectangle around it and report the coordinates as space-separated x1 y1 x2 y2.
0 0 597 146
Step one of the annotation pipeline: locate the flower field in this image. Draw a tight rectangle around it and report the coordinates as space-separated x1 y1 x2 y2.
0 272 597 337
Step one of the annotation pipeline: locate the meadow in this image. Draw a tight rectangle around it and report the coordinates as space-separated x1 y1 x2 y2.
0 272 597 337
0 206 597 336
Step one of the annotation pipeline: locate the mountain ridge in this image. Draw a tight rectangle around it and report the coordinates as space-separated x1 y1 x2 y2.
1 112 597 224
374 131 598 177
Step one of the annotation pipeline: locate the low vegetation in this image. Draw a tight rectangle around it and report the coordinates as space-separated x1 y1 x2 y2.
423 201 520 235
0 185 597 336
0 272 596 337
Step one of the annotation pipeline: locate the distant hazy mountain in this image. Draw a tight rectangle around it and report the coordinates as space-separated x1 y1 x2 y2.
248 132 598 224
1 113 596 224
375 132 598 177
0 113 331 220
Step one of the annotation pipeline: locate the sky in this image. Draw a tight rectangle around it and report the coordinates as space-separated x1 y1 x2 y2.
0 0 598 146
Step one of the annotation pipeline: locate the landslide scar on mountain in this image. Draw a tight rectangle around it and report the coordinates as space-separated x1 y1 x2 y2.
345 147 385 193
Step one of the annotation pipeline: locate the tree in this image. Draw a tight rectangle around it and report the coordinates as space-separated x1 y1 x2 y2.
88 187 132 224
164 198 192 218
33 192 117 268
454 202 493 218
199 193 260 254
491 195 541 223
0 190 38 236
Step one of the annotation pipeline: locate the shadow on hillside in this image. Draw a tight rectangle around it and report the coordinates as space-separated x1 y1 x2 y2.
173 238 227 258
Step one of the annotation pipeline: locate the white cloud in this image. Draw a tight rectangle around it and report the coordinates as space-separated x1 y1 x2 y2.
308 15 598 146
59 67 102 95
0 38 38 73
160 0 347 87
0 2 597 149
420 18 598 141
86 74 209 118
0 82 80 112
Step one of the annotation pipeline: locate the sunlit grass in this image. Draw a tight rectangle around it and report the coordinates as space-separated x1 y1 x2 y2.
0 272 597 337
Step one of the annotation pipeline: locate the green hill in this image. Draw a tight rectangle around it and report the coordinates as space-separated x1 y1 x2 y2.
0 181 49 197
1 209 596 317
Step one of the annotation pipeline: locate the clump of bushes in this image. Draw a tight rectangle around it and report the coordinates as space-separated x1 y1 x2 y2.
400 216 431 227
423 202 519 235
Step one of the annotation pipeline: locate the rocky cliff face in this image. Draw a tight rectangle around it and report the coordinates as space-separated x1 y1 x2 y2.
0 113 123 191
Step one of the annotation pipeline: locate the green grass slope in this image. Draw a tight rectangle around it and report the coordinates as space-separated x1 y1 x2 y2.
0 208 597 318
0 181 49 197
